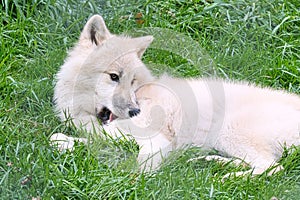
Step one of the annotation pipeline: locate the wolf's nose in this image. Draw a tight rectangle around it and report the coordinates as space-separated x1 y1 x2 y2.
128 108 140 118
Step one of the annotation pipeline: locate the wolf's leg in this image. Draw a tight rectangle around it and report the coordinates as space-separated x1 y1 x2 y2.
222 156 284 180
188 153 283 180
137 150 164 172
188 155 247 167
136 133 172 172
250 159 284 176
50 133 88 151
222 163 283 181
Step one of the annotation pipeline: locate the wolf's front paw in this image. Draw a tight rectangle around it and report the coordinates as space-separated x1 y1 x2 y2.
50 133 87 151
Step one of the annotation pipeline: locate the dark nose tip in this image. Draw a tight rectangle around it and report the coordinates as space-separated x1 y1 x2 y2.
128 108 140 118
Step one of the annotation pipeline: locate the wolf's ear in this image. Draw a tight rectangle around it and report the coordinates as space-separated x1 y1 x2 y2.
133 36 153 58
79 15 112 46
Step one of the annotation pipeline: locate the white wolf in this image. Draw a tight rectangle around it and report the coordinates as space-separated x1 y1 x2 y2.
53 15 154 133
52 15 300 177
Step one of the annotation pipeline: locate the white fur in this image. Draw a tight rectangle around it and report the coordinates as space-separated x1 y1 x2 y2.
53 15 154 132
52 15 300 177
126 78 300 175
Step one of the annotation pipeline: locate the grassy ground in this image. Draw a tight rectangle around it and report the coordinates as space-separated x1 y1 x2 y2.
1 0 300 199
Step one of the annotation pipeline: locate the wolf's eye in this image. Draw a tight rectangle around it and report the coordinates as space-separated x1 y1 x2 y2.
110 73 119 82
131 79 136 85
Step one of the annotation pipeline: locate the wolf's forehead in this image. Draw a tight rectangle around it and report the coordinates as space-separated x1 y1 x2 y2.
117 53 139 64
111 57 143 72
108 62 139 76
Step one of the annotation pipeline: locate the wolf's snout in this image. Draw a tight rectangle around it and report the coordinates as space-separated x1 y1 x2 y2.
128 108 140 117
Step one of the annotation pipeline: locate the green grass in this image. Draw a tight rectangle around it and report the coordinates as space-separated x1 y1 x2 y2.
1 0 300 199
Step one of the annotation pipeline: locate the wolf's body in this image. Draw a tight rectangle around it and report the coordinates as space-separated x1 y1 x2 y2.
124 77 300 175
52 15 300 176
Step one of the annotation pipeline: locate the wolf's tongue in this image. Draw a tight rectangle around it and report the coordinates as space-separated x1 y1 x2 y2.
109 113 113 122
109 113 117 122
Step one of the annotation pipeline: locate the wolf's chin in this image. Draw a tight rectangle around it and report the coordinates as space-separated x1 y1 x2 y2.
96 106 118 124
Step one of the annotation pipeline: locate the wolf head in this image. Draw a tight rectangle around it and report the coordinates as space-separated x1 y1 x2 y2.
54 15 154 127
